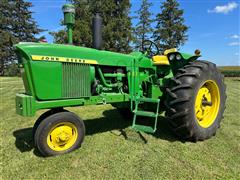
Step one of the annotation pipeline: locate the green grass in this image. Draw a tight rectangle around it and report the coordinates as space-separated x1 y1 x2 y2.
1 77 240 179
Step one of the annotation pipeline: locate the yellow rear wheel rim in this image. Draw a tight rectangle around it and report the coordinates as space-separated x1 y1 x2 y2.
195 80 220 128
47 122 78 151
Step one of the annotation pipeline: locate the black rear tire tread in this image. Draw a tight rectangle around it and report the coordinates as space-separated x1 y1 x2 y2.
165 60 226 141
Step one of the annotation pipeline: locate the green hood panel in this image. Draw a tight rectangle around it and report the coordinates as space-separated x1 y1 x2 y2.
15 42 136 67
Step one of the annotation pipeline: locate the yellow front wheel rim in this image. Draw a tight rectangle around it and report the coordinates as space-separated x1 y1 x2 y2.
47 122 78 151
195 80 220 128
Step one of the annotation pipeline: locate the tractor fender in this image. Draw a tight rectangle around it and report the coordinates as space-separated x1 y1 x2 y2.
179 52 201 61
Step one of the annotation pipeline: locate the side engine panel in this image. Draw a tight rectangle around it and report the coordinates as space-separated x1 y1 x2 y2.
29 61 93 100
92 66 129 95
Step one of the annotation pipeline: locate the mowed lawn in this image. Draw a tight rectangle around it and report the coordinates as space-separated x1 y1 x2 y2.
1 77 239 179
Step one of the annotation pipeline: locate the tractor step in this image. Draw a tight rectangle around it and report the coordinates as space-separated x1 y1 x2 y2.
132 125 155 133
131 97 160 134
138 97 160 103
133 110 157 118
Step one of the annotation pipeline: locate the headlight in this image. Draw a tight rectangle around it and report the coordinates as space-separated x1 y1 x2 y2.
176 54 182 60
169 54 175 61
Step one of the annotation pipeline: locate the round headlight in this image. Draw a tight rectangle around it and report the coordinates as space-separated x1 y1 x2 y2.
176 54 182 60
169 54 175 61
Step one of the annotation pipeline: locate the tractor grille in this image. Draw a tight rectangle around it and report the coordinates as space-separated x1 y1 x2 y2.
62 63 91 98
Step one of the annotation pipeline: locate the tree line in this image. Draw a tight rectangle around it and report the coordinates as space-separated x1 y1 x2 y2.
0 0 188 76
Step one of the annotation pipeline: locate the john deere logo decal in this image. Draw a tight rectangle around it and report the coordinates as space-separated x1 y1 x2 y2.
31 55 98 65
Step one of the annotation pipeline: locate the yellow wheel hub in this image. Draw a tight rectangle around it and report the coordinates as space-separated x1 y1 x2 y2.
195 80 220 128
47 122 78 151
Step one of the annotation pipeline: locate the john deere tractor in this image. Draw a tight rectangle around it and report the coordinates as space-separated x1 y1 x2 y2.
15 4 226 156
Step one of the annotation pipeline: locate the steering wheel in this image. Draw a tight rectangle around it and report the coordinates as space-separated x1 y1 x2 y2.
142 40 159 56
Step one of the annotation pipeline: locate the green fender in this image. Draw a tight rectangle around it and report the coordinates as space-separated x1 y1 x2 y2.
179 52 201 61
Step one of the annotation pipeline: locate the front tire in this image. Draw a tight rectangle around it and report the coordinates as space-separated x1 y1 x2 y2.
165 60 226 141
32 108 68 138
34 111 85 156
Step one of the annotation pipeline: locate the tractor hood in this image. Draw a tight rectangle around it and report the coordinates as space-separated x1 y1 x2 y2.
15 42 137 67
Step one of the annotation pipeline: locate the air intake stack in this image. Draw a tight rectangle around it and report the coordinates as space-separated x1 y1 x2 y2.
92 13 103 50
62 4 75 44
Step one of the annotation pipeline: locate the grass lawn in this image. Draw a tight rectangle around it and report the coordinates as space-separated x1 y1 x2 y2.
1 77 240 179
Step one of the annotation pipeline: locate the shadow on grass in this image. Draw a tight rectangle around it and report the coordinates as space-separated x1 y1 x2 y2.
12 128 43 157
13 108 177 156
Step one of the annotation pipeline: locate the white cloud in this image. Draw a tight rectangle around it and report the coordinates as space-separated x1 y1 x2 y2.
208 2 238 14
228 42 240 46
230 34 240 39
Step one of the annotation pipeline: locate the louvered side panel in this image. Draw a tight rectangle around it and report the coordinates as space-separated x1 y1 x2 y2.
62 63 91 98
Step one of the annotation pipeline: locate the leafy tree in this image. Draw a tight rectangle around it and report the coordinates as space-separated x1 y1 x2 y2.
0 0 43 76
98 0 133 53
50 30 68 44
51 0 92 46
153 0 188 52
4 63 20 77
37 35 47 42
13 0 43 42
72 0 93 47
133 0 153 50
53 0 133 53
0 0 15 76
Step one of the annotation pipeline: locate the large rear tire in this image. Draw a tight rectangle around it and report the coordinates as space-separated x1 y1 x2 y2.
165 60 226 141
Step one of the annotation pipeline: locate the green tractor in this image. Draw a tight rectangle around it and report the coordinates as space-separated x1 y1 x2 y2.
15 4 226 156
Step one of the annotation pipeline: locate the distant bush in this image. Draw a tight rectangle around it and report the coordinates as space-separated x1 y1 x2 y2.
220 70 240 77
4 63 20 77
218 66 240 77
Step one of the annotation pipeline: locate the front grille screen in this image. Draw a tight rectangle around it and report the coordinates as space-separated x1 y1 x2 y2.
62 63 91 98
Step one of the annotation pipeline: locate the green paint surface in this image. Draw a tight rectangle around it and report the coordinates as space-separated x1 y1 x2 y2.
14 42 198 116
29 61 62 100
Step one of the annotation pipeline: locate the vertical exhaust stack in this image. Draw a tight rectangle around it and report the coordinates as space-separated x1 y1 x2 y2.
92 13 103 50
